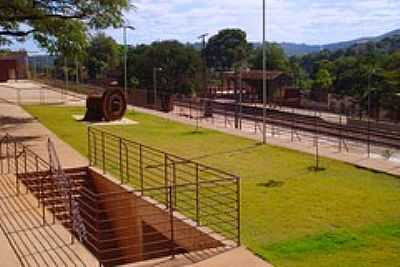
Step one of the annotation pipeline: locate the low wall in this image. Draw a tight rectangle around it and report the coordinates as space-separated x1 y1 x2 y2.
86 167 222 263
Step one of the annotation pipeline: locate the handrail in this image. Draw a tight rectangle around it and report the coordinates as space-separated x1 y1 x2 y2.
88 127 240 180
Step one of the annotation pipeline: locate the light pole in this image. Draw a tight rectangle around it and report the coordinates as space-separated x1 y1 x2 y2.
123 25 136 96
367 68 376 158
198 33 209 97
262 0 267 144
153 67 163 109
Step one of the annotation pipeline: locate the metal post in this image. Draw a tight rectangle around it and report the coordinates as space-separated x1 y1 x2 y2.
236 176 241 246
119 138 123 184
123 25 135 97
0 141 3 174
367 93 371 158
15 143 19 195
262 0 267 144
153 68 157 109
139 144 144 194
198 33 209 97
101 132 105 174
88 128 92 166
314 109 320 171
64 57 68 99
75 57 79 84
164 154 169 207
124 27 128 96
195 163 200 226
169 186 175 259
339 114 343 152
239 70 243 130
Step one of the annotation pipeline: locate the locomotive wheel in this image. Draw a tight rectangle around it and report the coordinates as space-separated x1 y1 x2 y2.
102 89 127 121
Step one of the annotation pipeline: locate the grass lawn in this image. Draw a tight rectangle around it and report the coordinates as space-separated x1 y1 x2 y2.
25 105 400 267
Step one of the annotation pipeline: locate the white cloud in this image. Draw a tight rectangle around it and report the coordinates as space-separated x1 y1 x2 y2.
7 0 400 52
106 0 400 45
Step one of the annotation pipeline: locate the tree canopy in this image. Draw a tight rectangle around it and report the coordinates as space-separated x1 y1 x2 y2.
125 41 203 95
85 33 121 80
249 43 289 71
204 29 250 71
0 0 131 51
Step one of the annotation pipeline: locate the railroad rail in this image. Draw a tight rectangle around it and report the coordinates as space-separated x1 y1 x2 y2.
173 98 400 150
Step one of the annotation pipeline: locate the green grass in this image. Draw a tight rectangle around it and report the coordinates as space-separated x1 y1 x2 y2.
24 105 400 267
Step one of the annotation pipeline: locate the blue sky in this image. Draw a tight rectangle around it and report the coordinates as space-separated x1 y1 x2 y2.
6 0 400 54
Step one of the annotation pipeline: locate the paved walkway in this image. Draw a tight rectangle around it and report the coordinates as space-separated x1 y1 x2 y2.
0 173 97 267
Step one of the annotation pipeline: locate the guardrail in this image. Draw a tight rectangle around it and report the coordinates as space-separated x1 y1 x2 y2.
173 97 400 157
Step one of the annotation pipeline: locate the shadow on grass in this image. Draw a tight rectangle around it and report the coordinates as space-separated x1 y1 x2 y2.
257 180 285 188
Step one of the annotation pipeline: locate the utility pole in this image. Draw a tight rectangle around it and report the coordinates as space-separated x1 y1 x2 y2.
262 0 267 144
123 25 136 97
153 67 163 109
75 57 79 84
367 68 375 158
198 33 209 97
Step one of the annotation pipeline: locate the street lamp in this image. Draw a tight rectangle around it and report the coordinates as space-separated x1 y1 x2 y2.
123 25 136 96
198 33 209 97
153 67 163 109
367 68 376 158
262 0 267 144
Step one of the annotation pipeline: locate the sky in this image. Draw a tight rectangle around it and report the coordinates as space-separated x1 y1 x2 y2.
6 0 400 54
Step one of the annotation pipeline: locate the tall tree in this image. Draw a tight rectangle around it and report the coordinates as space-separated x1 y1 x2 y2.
127 41 203 95
204 29 250 71
85 33 121 80
313 68 333 91
249 43 289 71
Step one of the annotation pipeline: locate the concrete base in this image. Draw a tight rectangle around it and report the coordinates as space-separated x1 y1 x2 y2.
72 115 138 126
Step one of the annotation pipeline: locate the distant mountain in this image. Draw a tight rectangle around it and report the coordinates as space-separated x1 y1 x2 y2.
255 28 400 56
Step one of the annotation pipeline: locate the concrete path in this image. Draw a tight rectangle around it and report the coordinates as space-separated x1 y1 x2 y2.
0 173 98 267
0 100 88 169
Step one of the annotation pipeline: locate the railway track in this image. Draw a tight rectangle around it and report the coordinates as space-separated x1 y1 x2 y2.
174 99 400 150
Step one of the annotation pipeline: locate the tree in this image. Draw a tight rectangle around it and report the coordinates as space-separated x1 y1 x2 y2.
313 69 333 91
204 29 250 71
249 43 289 71
0 0 131 50
126 41 203 95
85 33 121 80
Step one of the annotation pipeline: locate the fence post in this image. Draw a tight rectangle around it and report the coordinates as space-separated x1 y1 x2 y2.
15 143 19 195
24 149 27 193
236 177 241 246
101 132 105 174
172 161 177 209
139 144 144 195
119 137 123 184
195 163 200 226
367 119 371 158
339 115 343 152
125 143 129 183
88 128 92 166
164 154 169 208
7 141 10 173
169 186 175 259
0 141 3 175
41 171 45 225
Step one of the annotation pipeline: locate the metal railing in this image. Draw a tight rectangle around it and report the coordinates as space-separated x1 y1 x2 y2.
0 134 87 266
173 97 400 159
88 127 241 248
